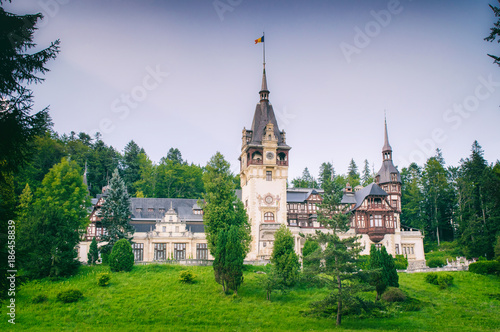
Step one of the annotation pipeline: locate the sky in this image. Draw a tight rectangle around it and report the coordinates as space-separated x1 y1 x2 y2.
4 0 500 180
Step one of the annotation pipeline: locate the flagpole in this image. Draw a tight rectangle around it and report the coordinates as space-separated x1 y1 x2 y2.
263 31 265 68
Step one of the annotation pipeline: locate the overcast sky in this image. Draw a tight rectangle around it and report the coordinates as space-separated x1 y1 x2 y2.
5 0 500 180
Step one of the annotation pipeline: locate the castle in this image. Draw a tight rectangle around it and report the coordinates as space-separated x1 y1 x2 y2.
78 64 426 269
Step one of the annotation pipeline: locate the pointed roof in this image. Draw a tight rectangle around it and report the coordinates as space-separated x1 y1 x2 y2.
383 116 392 153
377 116 401 183
248 65 288 147
260 67 268 92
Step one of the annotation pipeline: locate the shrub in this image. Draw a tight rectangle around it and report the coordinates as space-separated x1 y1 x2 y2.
469 261 500 276
382 287 407 302
32 294 47 304
179 270 196 283
425 272 453 289
97 273 111 287
426 257 446 268
437 274 454 289
109 239 134 272
425 273 438 285
56 289 83 303
394 255 408 270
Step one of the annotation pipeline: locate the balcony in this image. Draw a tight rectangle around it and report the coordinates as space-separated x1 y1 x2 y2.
260 223 281 232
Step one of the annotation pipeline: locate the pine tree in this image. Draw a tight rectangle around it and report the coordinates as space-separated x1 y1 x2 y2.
319 162 334 189
304 174 364 326
302 238 320 270
87 237 99 265
100 168 135 255
271 224 299 288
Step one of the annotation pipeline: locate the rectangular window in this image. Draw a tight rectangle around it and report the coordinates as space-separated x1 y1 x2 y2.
375 215 382 227
174 243 186 260
154 243 166 261
196 243 208 260
395 244 400 255
392 199 398 209
148 208 154 212
266 171 272 181
132 243 143 261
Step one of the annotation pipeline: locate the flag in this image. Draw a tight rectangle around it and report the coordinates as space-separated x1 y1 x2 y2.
255 36 264 44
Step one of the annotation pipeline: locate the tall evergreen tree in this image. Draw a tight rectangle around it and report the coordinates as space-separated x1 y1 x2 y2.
361 159 374 186
401 163 424 230
319 162 334 189
421 150 455 245
202 152 250 256
270 224 300 288
17 158 90 278
291 167 318 188
0 2 59 296
166 147 184 164
203 152 251 292
457 141 500 258
122 140 143 194
304 173 364 326
100 168 135 255
347 158 360 187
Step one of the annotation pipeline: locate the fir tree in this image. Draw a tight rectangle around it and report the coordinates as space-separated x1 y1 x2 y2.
100 168 135 255
484 1 500 66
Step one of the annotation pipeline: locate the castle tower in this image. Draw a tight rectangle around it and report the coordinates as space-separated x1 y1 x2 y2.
240 65 290 260
375 117 402 227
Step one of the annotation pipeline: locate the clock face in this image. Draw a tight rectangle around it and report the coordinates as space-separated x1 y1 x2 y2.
265 195 273 204
266 152 274 160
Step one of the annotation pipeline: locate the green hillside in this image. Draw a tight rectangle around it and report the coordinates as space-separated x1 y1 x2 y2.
2 265 499 331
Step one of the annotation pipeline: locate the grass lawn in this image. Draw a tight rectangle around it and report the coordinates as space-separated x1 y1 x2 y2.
1 264 499 331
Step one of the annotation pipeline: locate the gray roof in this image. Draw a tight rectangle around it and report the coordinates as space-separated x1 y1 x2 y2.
248 101 287 146
130 198 203 222
341 183 388 211
340 192 357 204
376 160 401 184
383 118 392 152
286 188 322 203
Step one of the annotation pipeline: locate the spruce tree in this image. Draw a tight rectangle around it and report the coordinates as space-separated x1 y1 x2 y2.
0 2 59 297
100 169 135 255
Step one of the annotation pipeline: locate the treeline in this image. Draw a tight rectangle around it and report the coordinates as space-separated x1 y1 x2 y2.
291 158 375 190
291 142 500 260
11 130 241 200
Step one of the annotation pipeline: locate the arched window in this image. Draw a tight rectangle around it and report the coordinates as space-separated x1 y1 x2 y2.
264 212 275 222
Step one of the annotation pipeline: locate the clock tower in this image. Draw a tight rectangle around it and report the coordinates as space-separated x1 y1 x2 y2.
240 65 290 260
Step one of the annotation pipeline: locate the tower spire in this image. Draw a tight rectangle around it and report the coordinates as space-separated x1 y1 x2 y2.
259 63 269 101
382 113 392 156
